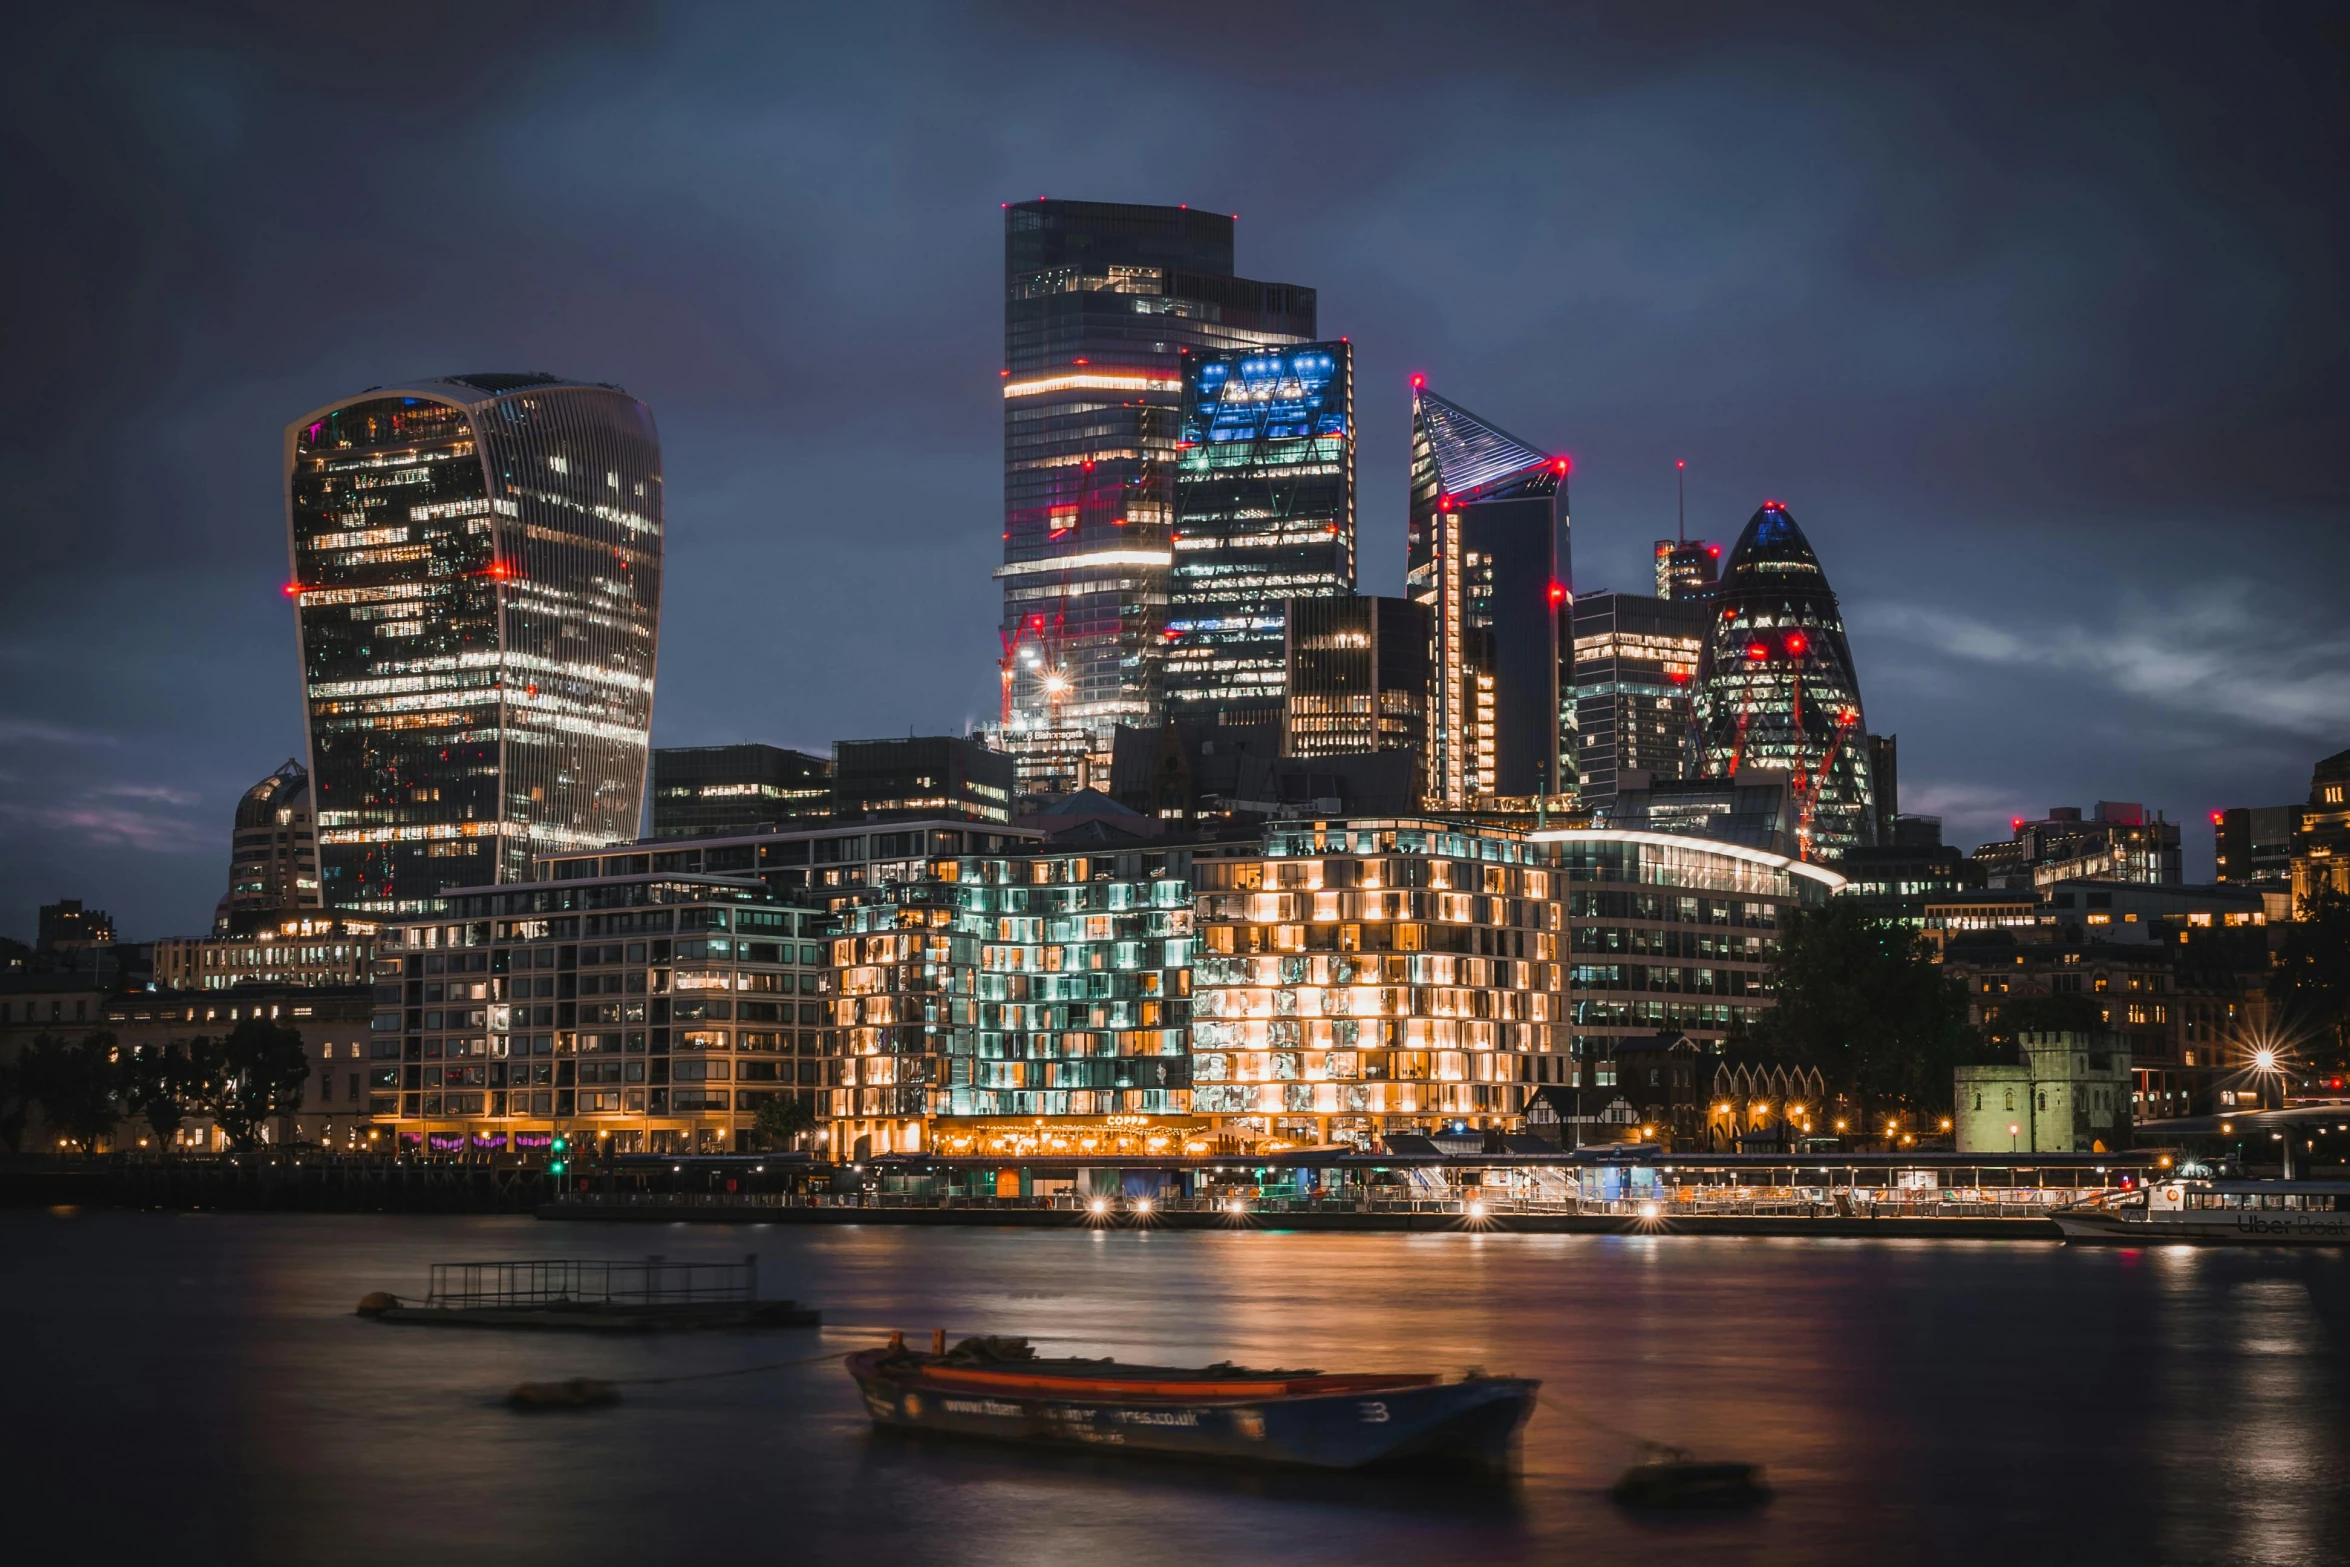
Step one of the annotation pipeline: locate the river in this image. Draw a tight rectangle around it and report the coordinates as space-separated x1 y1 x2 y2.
5 1210 2345 1565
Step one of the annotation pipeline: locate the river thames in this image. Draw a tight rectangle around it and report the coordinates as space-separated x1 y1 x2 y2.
6 1211 2345 1565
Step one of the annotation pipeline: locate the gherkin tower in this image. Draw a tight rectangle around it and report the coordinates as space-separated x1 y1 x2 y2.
1691 502 1873 860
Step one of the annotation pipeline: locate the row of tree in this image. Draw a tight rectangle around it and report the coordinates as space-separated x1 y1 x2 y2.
0 1016 312 1155
1745 886 2350 1127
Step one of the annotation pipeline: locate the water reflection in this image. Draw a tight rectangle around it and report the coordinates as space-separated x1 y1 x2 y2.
2 1212 2344 1566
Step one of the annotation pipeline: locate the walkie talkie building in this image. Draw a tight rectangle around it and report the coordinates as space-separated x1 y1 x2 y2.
285 375 663 912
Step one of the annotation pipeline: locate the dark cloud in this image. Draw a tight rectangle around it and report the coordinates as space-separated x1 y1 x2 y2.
2 3 2345 935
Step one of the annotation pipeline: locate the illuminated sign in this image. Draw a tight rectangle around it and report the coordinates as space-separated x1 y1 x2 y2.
1182 344 1348 446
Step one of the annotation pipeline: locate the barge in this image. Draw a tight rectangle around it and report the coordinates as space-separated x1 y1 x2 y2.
848 1334 1536 1469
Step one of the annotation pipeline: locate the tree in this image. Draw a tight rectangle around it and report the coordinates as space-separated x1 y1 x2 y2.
1985 991 2103 1051
208 1017 311 1151
22 1031 125 1153
753 1093 818 1151
2271 884 2350 1069
1746 901 1978 1124
0 1052 31 1153
119 1038 220 1153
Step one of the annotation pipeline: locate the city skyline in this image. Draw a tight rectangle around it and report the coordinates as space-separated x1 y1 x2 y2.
5 7 2346 937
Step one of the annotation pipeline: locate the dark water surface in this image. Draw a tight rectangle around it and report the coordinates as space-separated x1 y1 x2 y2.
5 1211 2346 1566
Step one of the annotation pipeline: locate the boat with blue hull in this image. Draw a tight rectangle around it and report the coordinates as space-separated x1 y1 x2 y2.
848 1335 1537 1470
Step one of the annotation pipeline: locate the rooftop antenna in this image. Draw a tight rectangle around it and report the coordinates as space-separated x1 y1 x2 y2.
1676 459 1686 545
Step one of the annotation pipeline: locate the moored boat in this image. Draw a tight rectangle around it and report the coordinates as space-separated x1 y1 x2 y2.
2052 1179 2350 1245
847 1334 1537 1469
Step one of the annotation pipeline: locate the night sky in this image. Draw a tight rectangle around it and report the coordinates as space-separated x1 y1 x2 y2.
4 4 2345 940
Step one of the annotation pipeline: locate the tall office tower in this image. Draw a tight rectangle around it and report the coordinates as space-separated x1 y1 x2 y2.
1570 591 1710 811
651 745 833 839
1284 594 1429 759
214 758 323 933
997 200 1315 795
2213 804 2297 888
1691 502 1873 861
1404 383 1571 807
1167 342 1354 734
286 375 662 912
1653 539 1721 599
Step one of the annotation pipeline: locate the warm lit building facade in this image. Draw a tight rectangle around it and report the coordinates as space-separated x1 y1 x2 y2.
372 870 830 1154
155 914 377 992
286 375 662 912
997 200 1315 792
1690 503 1874 861
2292 747 2350 905
1404 385 1571 808
1166 341 1354 734
1190 819 1566 1148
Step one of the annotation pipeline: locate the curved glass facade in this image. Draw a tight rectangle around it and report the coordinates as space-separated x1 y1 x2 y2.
1690 503 1873 860
288 377 662 912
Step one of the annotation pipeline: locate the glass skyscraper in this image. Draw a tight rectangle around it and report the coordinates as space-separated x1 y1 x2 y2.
285 375 663 912
997 200 1315 793
1570 590 1712 811
1404 384 1571 807
1167 341 1354 733
1690 502 1873 861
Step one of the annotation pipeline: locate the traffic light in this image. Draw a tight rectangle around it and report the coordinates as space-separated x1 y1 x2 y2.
549 1133 568 1176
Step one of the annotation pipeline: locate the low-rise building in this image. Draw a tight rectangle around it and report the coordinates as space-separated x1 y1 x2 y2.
1970 802 2182 888
1955 1030 2132 1154
373 870 832 1155
154 913 376 991
1191 819 1565 1149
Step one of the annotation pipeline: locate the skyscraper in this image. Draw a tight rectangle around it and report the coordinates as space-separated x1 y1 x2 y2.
215 758 323 932
996 200 1315 794
286 375 662 912
1404 383 1571 806
1690 502 1873 861
1570 591 1710 811
1167 341 1354 733
1653 539 1722 599
1283 594 1429 760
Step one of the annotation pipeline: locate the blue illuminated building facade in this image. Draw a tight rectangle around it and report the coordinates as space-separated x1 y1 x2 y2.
1168 341 1355 734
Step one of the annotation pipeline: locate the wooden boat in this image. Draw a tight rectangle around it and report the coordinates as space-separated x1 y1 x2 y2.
2052 1179 2350 1245
847 1334 1537 1470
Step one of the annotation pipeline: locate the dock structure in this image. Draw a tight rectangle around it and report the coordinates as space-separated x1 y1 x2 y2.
540 1147 2163 1237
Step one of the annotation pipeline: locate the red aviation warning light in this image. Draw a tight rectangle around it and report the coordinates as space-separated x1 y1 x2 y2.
1746 642 1769 661
2209 810 2225 824
1707 544 1721 557
1548 582 1566 605
1784 631 1809 656
282 582 301 597
1411 374 1425 389
2011 817 2027 831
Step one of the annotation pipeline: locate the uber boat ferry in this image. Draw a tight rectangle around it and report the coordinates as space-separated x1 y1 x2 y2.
847 1333 1538 1469
2053 1179 2350 1245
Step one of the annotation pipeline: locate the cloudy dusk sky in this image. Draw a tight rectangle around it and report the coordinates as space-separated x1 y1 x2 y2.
3 3 2344 937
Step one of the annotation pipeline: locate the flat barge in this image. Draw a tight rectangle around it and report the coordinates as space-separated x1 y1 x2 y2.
360 1254 819 1332
848 1335 1536 1469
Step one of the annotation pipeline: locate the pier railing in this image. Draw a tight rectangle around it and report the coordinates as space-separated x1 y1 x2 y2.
425 1254 756 1307
545 1189 2111 1220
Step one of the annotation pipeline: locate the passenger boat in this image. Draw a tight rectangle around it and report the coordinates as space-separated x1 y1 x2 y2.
846 1334 1538 1469
2052 1179 2350 1245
